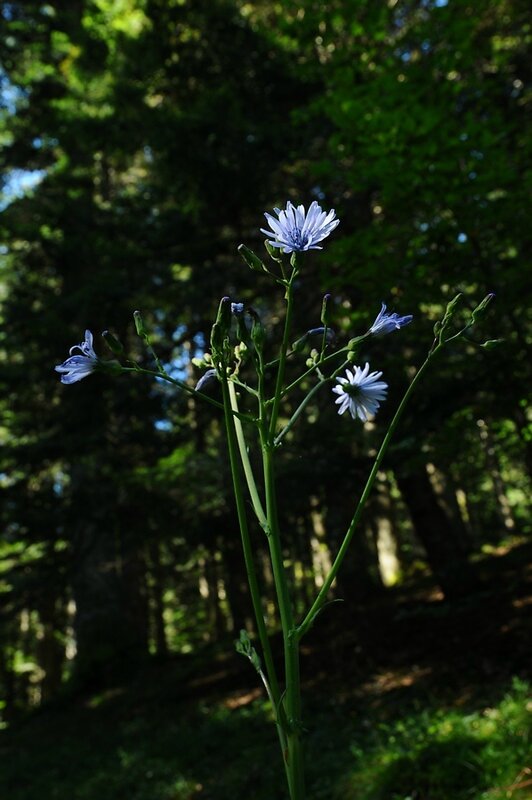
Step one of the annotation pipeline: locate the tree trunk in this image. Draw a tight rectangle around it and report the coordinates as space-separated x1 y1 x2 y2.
218 515 254 633
71 517 148 686
37 594 65 703
396 465 477 600
370 472 402 587
324 484 383 603
147 540 168 657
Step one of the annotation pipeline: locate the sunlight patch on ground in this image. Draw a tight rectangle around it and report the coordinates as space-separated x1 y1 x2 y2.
223 687 263 709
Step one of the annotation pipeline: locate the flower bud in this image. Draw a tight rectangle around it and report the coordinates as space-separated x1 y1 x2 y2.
195 368 218 392
102 330 124 355
235 629 261 673
133 310 147 338
347 335 364 350
439 293 463 337
320 293 332 326
444 293 463 319
238 244 265 273
265 241 284 262
481 338 504 350
471 293 495 323
215 296 232 333
251 317 265 350
291 334 308 353
307 327 336 344
210 322 225 355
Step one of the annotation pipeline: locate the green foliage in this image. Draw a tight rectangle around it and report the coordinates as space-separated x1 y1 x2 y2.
0 669 528 799
334 678 531 800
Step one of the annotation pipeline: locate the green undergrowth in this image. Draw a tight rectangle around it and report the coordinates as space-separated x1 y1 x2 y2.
0 662 529 800
327 677 531 800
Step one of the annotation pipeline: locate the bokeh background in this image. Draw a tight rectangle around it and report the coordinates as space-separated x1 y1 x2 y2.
1 1 530 798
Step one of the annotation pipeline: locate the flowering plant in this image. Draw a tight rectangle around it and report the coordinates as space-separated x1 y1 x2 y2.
55 200 494 799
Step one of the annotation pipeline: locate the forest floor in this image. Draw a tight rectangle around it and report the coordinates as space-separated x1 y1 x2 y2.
1 540 531 800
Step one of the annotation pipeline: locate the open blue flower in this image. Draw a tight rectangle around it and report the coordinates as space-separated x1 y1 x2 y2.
369 303 413 336
55 330 99 384
261 201 339 253
332 363 388 421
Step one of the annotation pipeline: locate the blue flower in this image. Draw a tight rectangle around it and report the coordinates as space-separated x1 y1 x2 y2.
369 303 413 336
261 201 339 253
55 330 99 384
332 363 388 421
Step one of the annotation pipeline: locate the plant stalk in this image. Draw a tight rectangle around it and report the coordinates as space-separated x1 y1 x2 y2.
219 375 288 765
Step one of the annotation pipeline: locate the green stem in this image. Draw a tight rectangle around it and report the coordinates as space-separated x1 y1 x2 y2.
275 358 351 446
269 275 296 437
280 346 349 398
121 365 250 420
219 375 286 761
275 378 326 446
261 439 305 800
228 382 267 528
298 349 439 638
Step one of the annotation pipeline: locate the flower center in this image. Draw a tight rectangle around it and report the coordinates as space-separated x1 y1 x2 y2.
289 226 308 249
344 383 361 398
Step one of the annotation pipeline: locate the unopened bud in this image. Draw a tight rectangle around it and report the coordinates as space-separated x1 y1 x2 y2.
481 338 504 350
214 296 232 336
235 629 261 673
210 322 225 354
471 293 495 323
102 330 124 355
238 244 265 273
307 326 336 345
133 310 147 337
347 335 364 351
291 334 308 353
195 369 218 392
439 293 464 337
444 293 463 319
320 293 332 326
251 317 265 349
265 241 283 262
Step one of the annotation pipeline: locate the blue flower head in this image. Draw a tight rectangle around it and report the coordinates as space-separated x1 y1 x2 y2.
332 363 388 421
55 330 99 384
261 201 339 253
369 303 413 336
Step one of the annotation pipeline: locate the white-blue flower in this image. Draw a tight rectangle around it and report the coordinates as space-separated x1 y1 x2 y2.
261 200 339 253
55 330 99 384
370 303 413 336
332 363 388 421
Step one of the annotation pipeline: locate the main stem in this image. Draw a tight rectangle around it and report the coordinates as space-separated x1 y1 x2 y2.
220 376 288 767
261 441 305 800
261 273 305 800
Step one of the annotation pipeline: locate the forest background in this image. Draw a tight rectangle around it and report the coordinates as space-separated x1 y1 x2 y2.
0 1 530 798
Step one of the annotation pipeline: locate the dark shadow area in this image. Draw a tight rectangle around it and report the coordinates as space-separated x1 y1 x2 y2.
0 542 529 799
